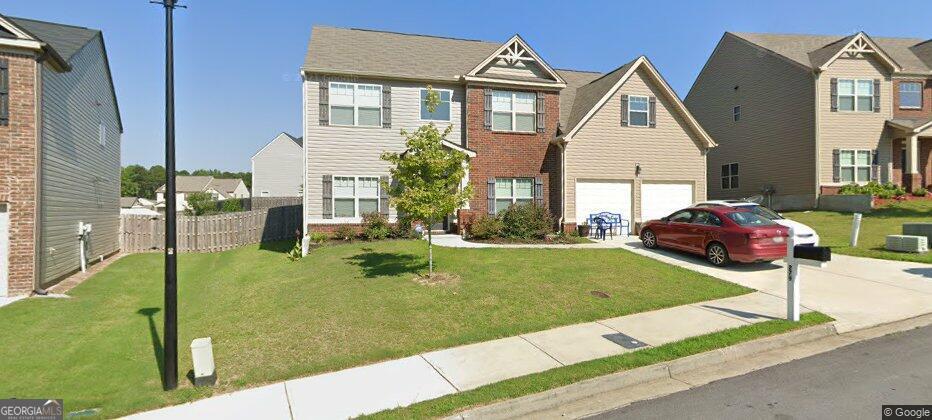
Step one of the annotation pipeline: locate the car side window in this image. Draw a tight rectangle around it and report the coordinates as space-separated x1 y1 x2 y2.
669 210 693 223
694 211 723 226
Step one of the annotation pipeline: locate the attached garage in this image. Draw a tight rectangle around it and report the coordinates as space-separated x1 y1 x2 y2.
575 180 632 234
640 182 694 222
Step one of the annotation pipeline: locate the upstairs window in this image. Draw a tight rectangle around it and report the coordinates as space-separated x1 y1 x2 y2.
733 106 741 122
899 82 922 109
420 89 451 121
329 82 382 127
628 95 649 127
492 91 536 132
837 79 873 112
721 163 739 190
98 122 107 147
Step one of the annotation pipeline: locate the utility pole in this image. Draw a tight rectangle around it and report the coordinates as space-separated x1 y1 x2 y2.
152 0 185 391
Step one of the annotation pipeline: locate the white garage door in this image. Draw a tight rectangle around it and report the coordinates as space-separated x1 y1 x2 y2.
641 183 694 222
576 181 632 234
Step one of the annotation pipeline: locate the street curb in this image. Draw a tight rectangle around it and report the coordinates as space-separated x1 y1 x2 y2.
450 315 932 420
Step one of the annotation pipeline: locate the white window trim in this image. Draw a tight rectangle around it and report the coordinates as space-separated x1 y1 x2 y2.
627 95 650 127
494 178 534 211
419 88 453 122
732 106 740 122
837 78 874 112
492 90 536 133
839 149 873 184
98 122 107 147
328 82 383 127
721 162 739 190
898 81 922 110
332 175 381 221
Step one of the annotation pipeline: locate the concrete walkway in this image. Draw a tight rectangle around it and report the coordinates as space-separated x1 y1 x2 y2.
129 234 931 419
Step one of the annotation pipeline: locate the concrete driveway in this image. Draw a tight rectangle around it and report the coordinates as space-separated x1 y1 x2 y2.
616 238 932 333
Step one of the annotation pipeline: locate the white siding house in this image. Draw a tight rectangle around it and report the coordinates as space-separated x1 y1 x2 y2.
251 132 303 197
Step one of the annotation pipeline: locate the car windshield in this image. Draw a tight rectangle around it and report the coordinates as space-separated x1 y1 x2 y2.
743 204 782 220
727 211 777 226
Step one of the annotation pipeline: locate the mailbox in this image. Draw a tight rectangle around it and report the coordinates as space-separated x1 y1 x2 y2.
793 245 831 263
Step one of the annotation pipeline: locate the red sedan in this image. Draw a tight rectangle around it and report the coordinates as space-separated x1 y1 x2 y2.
639 207 788 266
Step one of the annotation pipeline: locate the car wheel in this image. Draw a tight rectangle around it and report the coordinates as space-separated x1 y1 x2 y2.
706 242 730 267
641 229 658 249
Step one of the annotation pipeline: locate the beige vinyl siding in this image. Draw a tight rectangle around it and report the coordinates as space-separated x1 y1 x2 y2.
38 36 120 286
481 58 550 81
564 67 708 224
685 34 816 209
304 76 465 222
817 56 893 185
253 134 303 197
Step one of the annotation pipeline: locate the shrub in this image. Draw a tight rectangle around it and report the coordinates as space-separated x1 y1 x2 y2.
309 232 328 244
220 199 242 213
286 238 302 261
333 225 356 241
362 212 391 240
185 192 217 216
391 215 418 239
499 203 553 239
913 187 928 197
839 181 906 198
467 215 503 240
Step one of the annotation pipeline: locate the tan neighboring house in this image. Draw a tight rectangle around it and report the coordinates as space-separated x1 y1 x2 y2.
686 32 932 209
0 15 122 296
156 176 250 212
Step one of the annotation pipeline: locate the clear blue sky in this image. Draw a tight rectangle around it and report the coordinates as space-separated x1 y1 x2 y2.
9 0 931 172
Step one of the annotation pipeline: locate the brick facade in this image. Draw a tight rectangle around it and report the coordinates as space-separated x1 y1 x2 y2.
462 87 561 226
0 52 38 296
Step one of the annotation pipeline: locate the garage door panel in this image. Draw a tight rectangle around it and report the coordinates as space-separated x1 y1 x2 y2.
575 181 632 234
641 183 693 223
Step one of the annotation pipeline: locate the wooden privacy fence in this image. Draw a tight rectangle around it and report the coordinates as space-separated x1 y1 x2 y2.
215 196 303 212
120 205 302 253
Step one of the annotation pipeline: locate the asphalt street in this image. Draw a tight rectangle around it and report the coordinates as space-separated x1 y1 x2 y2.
588 324 932 420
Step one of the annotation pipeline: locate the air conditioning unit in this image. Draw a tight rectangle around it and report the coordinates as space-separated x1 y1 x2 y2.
885 235 928 253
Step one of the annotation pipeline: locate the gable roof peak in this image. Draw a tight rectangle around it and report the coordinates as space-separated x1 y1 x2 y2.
465 33 567 86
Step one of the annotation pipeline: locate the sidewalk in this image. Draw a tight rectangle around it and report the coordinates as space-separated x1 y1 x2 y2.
129 291 805 420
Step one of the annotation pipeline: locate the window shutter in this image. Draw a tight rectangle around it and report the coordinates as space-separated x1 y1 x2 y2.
0 59 8 126
620 94 629 126
487 178 496 215
318 83 329 126
322 174 333 219
533 176 543 207
830 78 838 112
872 79 880 113
870 149 879 181
483 88 493 130
382 86 392 128
648 96 657 128
379 175 390 217
536 92 545 133
832 149 840 183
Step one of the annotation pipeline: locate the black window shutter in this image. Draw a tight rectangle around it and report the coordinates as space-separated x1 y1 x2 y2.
832 149 840 183
536 92 545 133
873 79 880 113
620 94 629 126
533 176 543 207
830 78 838 112
648 96 657 128
382 86 392 128
870 149 879 181
484 88 493 130
0 59 8 126
379 175 390 217
319 83 329 126
487 178 496 215
322 174 333 219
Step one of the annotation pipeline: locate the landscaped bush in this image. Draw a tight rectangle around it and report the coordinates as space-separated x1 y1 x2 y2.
221 199 243 213
333 225 356 241
309 232 328 244
839 181 906 199
362 212 391 240
913 187 928 197
499 202 553 239
467 215 503 239
391 215 419 239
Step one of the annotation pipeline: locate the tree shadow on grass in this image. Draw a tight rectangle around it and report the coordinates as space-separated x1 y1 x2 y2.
344 251 427 278
137 307 165 389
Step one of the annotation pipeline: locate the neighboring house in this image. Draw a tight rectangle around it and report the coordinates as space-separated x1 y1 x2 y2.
300 26 714 233
0 14 122 296
686 32 932 210
120 197 159 216
251 132 303 197
156 176 250 211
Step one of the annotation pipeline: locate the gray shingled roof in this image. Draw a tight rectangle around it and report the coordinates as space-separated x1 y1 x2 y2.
731 32 931 73
8 16 99 63
888 117 932 131
156 176 214 194
207 178 244 197
120 197 139 208
556 69 603 129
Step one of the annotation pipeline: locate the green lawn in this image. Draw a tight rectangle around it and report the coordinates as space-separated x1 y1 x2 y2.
784 199 932 263
0 240 749 418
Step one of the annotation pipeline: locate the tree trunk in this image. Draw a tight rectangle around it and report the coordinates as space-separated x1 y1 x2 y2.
427 228 433 276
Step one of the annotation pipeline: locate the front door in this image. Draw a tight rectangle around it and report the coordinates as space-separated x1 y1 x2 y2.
0 203 9 296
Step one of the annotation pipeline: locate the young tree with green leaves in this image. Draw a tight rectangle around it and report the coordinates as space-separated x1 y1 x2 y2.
380 87 472 276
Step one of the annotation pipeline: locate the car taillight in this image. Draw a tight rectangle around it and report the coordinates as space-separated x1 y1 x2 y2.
747 232 767 240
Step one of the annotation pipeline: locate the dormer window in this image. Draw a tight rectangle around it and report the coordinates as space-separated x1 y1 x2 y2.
837 79 873 112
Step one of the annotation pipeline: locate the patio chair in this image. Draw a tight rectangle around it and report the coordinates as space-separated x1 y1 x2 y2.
592 216 613 240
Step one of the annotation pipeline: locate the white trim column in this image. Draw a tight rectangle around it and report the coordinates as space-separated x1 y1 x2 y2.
906 133 919 175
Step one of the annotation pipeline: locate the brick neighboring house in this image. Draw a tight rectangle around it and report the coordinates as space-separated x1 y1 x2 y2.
0 15 122 296
300 27 714 234
686 32 932 209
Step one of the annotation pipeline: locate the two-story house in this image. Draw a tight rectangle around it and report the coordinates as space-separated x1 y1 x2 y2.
686 32 932 209
0 15 122 297
156 176 250 212
300 27 715 234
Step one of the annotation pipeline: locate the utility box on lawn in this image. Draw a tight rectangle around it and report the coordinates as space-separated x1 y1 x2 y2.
885 235 929 254
190 337 217 386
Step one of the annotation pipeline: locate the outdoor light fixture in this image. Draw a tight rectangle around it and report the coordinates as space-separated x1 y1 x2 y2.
190 337 216 386
635 163 641 177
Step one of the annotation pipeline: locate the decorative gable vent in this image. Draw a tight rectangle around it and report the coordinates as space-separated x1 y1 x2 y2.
498 41 533 65
842 37 875 58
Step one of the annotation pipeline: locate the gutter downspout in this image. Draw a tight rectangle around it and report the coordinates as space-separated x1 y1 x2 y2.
557 138 567 231
813 70 821 206
33 55 44 294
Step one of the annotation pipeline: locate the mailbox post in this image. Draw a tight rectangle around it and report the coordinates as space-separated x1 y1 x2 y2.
784 226 832 321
